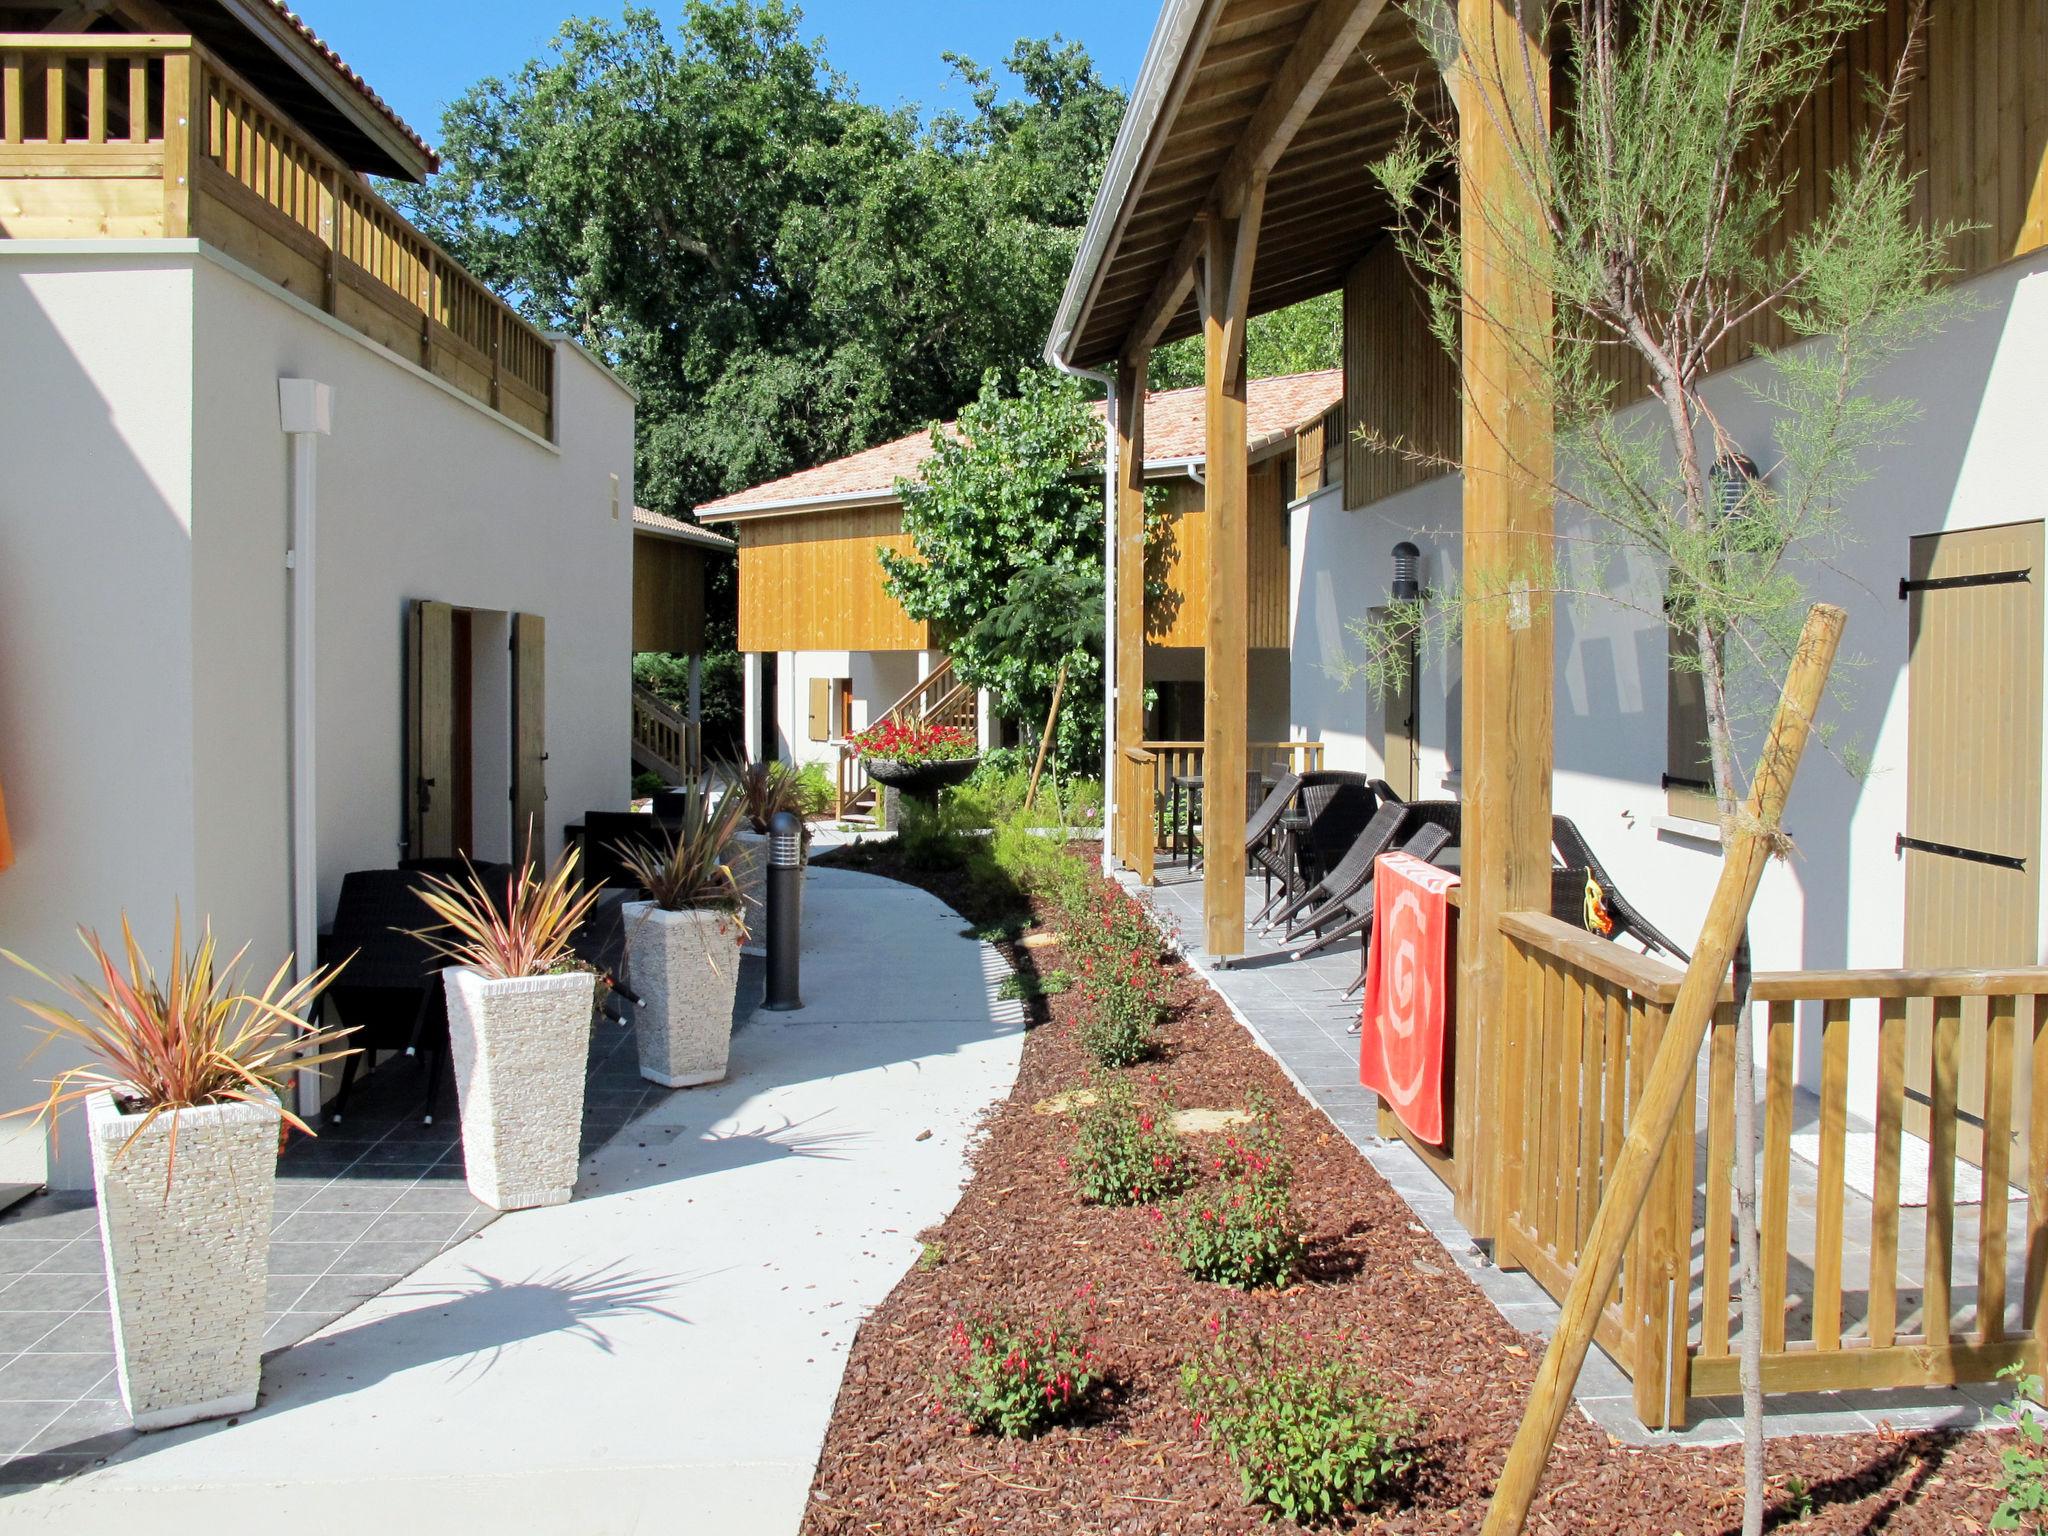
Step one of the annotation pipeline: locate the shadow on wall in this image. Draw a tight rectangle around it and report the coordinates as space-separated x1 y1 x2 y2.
0 265 201 1189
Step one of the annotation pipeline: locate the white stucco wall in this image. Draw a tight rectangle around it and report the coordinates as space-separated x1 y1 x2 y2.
0 243 634 1186
1291 249 2048 1102
773 648 930 768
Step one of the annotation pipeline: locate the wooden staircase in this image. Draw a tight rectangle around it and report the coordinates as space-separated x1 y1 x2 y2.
632 684 701 785
836 657 977 818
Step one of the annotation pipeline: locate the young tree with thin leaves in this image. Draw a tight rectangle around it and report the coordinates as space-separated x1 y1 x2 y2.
1355 4 1958 1527
883 368 1107 775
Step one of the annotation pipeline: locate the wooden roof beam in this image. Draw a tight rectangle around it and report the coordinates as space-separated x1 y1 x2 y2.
1123 0 1393 358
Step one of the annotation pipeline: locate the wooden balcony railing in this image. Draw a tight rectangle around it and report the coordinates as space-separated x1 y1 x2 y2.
1114 740 1328 877
0 35 554 437
1496 910 2048 1427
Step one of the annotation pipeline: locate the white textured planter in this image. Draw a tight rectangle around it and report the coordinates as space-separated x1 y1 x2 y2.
86 1090 277 1431
728 828 768 956
622 902 745 1087
443 967 597 1211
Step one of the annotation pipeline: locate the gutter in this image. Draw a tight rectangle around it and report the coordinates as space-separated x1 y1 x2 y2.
1044 0 1213 372
278 378 332 1119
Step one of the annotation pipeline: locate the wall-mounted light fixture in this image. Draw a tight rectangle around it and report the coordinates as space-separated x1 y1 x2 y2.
1711 453 1761 520
1391 540 1423 602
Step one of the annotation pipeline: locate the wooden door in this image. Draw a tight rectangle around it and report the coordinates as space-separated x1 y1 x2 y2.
406 600 456 861
807 676 831 742
1371 606 1419 798
511 613 547 864
1903 521 2043 1162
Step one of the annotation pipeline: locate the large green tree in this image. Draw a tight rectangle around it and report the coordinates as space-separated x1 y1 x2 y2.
882 368 1106 773
394 2 1123 515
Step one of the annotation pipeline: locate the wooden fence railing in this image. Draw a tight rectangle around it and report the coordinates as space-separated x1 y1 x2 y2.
630 686 698 785
0 35 554 436
1497 909 2048 1426
1113 740 1327 878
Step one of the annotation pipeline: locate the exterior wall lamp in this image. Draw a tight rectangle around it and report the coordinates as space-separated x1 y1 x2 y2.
1391 540 1424 602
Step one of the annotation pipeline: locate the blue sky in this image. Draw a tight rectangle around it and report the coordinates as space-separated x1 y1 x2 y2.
304 1 1160 148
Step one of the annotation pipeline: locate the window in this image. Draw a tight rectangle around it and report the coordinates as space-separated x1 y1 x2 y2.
1665 624 1717 821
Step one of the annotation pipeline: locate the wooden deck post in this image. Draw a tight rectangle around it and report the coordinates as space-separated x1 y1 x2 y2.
1199 193 1262 959
1483 604 1845 1536
1455 0 1554 1243
1115 356 1150 874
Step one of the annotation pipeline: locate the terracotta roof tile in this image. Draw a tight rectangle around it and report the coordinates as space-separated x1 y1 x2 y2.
696 368 1342 519
261 1 438 169
632 507 736 551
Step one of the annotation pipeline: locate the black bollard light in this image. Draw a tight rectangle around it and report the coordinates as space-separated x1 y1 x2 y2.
763 808 804 1011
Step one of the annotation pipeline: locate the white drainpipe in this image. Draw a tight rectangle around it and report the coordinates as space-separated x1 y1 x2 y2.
1050 356 1119 872
279 378 332 1118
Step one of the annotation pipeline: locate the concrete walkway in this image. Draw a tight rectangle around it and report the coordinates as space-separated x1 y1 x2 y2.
3 867 1025 1535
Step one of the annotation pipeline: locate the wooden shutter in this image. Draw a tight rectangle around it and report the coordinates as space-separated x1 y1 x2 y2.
1902 522 2044 1163
807 676 831 742
1665 624 1718 822
406 600 455 860
511 613 546 864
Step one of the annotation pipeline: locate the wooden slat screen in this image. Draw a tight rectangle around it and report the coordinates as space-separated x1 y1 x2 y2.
1343 237 1459 510
1146 460 1291 649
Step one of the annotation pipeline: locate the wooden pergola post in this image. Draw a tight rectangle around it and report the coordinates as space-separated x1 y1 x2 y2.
1455 0 1555 1241
1199 193 1262 960
1115 356 1150 875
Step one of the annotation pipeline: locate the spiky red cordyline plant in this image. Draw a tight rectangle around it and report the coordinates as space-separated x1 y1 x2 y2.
2 910 353 1186
412 842 601 980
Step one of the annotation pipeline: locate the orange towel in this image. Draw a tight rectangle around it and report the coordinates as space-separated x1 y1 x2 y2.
1359 851 1459 1145
0 779 12 873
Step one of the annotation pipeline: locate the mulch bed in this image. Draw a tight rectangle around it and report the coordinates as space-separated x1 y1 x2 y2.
803 840 2010 1533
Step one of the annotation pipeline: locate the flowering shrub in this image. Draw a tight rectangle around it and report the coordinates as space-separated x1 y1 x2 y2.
1166 1094 1306 1289
935 1306 1102 1437
1069 1072 1191 1206
1181 1319 1418 1524
846 718 977 764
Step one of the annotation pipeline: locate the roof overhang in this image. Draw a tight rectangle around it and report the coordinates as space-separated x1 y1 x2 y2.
696 488 903 525
1046 0 1447 371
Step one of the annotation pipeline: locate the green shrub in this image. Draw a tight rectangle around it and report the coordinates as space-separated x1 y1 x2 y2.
896 794 976 871
936 1307 1102 1438
1166 1095 1306 1290
1182 1321 1418 1524
631 770 666 798
1996 1365 2048 1531
792 760 834 815
1068 1072 1191 1207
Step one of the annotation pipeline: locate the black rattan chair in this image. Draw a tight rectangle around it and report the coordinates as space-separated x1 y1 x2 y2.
1294 822 1453 961
578 811 673 892
1268 803 1407 935
1246 772 1304 921
1550 815 1690 961
1292 773 1378 889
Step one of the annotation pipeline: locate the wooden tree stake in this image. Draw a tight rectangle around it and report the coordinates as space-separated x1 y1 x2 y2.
1482 603 1845 1536
1025 661 1069 813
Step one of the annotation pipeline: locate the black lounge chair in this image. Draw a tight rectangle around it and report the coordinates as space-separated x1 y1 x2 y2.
1549 815 1690 962
1268 802 1407 935
1246 772 1304 922
1291 772 1378 887
1295 822 1454 962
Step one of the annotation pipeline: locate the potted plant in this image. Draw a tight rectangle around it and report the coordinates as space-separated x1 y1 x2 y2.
615 783 750 1087
3 914 350 1430
848 718 980 799
723 760 805 954
415 847 603 1212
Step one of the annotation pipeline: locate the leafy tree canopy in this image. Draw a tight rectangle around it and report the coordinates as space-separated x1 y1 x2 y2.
882 368 1106 773
1149 291 1344 391
394 2 1123 515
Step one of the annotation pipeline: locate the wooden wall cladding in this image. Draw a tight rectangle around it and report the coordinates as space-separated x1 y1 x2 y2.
734 505 933 654
631 536 707 656
1344 237 1459 511
1342 0 2048 503
1147 459 1291 650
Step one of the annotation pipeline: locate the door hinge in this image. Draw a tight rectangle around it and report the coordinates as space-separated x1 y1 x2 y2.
1896 833 2027 872
1899 567 2031 599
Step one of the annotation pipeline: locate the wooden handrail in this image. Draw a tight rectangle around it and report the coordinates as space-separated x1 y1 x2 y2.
877 655 958 724
0 35 553 427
